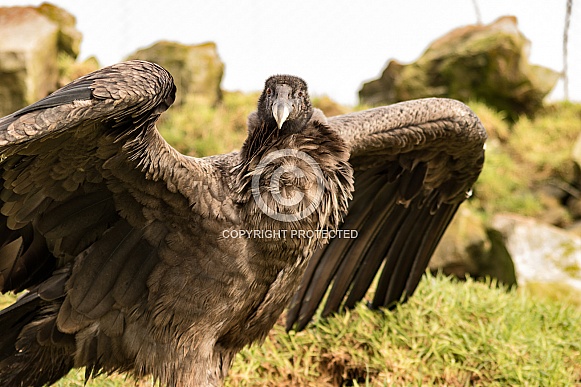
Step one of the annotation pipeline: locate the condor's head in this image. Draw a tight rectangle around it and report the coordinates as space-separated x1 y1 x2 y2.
257 75 313 134
239 75 316 163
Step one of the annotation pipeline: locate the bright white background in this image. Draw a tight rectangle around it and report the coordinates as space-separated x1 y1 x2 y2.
1 0 579 105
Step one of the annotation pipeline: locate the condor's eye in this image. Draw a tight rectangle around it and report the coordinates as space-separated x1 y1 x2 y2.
266 88 272 95
297 91 303 98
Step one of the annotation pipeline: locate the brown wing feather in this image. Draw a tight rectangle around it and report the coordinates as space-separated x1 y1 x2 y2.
0 60 239 385
287 98 486 330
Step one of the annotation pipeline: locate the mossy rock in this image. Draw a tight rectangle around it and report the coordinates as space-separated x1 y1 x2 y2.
492 213 581 297
359 16 558 119
468 101 581 225
0 4 82 116
37 2 82 59
429 205 517 287
0 6 58 115
127 41 224 106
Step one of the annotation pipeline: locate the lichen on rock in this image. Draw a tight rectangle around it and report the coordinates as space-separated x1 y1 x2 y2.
359 16 559 119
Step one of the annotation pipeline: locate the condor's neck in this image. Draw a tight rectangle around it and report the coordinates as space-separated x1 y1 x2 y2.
238 110 316 164
234 109 354 253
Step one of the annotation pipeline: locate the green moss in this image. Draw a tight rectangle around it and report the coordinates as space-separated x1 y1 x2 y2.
467 100 511 141
157 90 257 157
469 101 581 223
523 281 581 308
360 19 559 118
509 102 581 181
547 240 581 279
473 140 544 216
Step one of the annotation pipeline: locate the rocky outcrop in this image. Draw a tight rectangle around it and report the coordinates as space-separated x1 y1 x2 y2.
432 209 581 300
359 16 559 119
491 213 581 295
36 3 82 58
126 41 224 106
0 4 81 116
429 206 517 286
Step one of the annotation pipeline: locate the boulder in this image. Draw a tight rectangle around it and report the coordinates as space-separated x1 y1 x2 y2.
36 3 82 58
491 213 581 296
429 206 517 286
126 41 224 106
359 16 559 119
0 4 81 116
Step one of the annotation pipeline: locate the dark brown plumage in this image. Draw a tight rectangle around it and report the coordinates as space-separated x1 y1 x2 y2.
0 60 486 386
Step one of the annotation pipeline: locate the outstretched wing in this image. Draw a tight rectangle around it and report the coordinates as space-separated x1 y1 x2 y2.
287 98 486 330
0 61 237 378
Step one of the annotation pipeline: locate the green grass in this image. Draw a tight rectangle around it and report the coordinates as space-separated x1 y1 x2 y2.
228 274 581 386
469 101 581 222
1 274 579 386
156 90 257 157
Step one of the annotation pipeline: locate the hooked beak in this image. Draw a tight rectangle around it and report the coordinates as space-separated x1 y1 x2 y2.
272 100 291 129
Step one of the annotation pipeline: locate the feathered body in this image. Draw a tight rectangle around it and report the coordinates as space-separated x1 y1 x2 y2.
0 64 353 386
0 61 486 386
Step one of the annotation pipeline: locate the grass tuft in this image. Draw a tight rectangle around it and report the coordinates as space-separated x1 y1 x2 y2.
226 274 581 386
0 274 579 386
